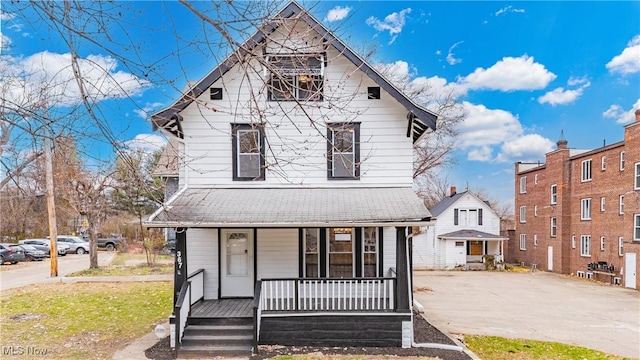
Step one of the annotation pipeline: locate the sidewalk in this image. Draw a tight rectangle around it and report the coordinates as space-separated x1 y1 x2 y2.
113 322 170 360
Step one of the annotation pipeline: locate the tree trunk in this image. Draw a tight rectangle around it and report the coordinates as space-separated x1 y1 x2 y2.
88 221 99 268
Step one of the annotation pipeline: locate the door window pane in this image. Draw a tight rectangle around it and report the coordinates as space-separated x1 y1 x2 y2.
305 228 319 278
329 228 353 277
363 227 377 277
226 233 248 276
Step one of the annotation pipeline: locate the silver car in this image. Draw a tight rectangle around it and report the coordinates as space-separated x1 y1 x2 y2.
55 236 90 255
18 239 69 256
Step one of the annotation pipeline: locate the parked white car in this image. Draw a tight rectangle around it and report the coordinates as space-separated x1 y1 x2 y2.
54 235 90 255
18 239 70 256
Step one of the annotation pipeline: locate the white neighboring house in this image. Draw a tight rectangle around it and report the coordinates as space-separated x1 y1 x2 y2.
413 188 507 269
144 1 438 357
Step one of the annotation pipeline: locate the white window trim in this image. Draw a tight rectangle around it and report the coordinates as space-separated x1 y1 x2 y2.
581 198 591 220
571 235 576 249
620 151 625 171
533 234 538 246
580 235 591 257
519 206 526 223
619 195 625 215
550 217 557 237
600 197 605 212
534 174 538 185
618 237 624 256
519 234 526 250
581 159 592 182
600 236 605 251
601 155 606 170
519 176 527 194
634 214 640 242
534 205 538 217
550 184 557 204
635 162 640 190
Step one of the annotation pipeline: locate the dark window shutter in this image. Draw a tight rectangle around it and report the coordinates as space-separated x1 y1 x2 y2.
454 209 459 225
478 209 483 225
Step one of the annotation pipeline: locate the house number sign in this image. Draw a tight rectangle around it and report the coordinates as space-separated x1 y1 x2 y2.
176 250 183 275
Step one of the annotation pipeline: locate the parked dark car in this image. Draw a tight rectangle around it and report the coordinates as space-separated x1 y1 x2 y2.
0 243 26 265
96 234 126 251
17 244 46 261
18 239 69 256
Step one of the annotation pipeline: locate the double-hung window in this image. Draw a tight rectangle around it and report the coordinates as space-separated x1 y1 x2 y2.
550 217 557 237
519 234 526 250
519 176 527 193
267 54 324 101
600 197 605 212
635 163 640 189
619 237 624 256
581 159 592 182
601 155 606 170
620 151 625 170
327 123 360 179
635 214 640 241
619 195 625 214
581 198 591 220
580 235 591 256
519 206 526 223
550 184 557 204
232 124 265 180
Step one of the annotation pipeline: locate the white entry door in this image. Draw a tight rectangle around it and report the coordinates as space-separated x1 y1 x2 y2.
624 253 636 289
221 230 254 297
547 246 553 271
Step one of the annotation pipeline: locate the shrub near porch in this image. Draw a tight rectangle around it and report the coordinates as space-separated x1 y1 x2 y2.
0 282 172 359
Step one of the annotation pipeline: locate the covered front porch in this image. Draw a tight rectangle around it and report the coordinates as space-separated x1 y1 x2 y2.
439 229 508 269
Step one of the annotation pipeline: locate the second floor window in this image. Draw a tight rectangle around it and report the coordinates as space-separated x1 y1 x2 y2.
620 195 625 214
268 55 324 101
519 176 527 193
519 206 526 223
550 184 557 204
581 159 592 182
635 214 640 241
635 162 640 189
581 198 591 220
232 124 265 181
620 151 625 170
600 197 605 212
550 217 557 237
327 123 360 180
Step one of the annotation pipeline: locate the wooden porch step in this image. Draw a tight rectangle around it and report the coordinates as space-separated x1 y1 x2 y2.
187 316 252 326
178 344 252 358
184 324 253 336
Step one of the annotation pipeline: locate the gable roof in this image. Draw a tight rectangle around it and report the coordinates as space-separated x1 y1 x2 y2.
429 190 495 217
438 229 507 241
150 1 437 142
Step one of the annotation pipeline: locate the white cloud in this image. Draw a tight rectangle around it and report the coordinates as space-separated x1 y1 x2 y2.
366 8 412 44
606 35 640 75
0 32 10 51
495 134 555 163
538 77 590 106
495 5 525 16
459 55 556 91
133 102 165 119
446 41 463 65
0 51 149 108
457 102 523 149
325 6 351 22
468 146 493 161
123 134 166 152
603 99 640 124
0 13 15 21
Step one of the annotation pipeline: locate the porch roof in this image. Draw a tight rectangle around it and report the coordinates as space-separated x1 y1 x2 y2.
146 187 431 228
438 229 508 241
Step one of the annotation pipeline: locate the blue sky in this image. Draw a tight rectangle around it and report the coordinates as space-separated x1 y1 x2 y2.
1 1 639 208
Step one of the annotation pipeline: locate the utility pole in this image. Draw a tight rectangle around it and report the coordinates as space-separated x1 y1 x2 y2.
42 111 58 277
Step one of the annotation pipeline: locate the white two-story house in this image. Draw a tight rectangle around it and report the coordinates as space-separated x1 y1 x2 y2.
413 187 507 269
145 1 438 357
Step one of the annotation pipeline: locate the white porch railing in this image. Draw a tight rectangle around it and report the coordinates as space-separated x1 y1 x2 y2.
172 269 204 353
259 278 396 312
189 269 204 305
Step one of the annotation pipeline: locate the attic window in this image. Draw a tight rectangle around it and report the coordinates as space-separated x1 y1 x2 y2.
267 54 324 101
210 88 223 100
367 87 380 99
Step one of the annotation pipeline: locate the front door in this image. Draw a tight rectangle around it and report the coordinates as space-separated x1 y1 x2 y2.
469 241 483 255
221 230 254 297
624 253 636 289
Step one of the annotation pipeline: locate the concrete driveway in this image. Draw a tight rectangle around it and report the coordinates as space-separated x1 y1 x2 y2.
413 271 640 359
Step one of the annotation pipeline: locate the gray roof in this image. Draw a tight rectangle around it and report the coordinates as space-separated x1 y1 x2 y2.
439 229 507 241
147 187 431 227
429 191 467 217
150 1 437 142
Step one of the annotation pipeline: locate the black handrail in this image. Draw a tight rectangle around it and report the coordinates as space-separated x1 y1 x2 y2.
252 280 262 354
174 280 190 356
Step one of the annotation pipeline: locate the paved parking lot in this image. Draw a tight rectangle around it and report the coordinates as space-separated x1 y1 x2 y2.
413 271 640 359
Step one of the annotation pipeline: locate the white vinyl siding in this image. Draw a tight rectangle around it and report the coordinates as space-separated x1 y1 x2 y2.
186 229 219 300
179 45 415 188
256 229 298 279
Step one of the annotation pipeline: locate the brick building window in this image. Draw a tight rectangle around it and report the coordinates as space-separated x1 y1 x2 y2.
519 176 527 194
600 236 605 251
635 163 640 189
619 195 625 214
571 235 576 249
581 198 591 220
580 235 591 256
600 197 605 212
581 159 592 182
620 151 625 170
601 155 606 170
635 214 640 241
519 206 526 223
534 205 538 216
550 217 557 237
619 237 624 256
534 234 538 246
550 184 557 204
534 174 538 184
519 234 526 250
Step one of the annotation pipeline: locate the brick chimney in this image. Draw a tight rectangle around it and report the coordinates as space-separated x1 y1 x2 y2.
450 186 457 196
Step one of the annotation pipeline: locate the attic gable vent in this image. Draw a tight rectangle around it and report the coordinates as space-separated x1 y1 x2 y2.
368 87 381 99
210 88 223 100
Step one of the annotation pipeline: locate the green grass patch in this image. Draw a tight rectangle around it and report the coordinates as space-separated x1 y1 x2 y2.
0 281 172 359
110 253 173 266
464 335 627 360
68 263 173 277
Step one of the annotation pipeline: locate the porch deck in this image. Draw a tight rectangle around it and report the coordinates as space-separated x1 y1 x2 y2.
191 299 253 318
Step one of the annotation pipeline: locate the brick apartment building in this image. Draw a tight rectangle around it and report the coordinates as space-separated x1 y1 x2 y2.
514 110 640 290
